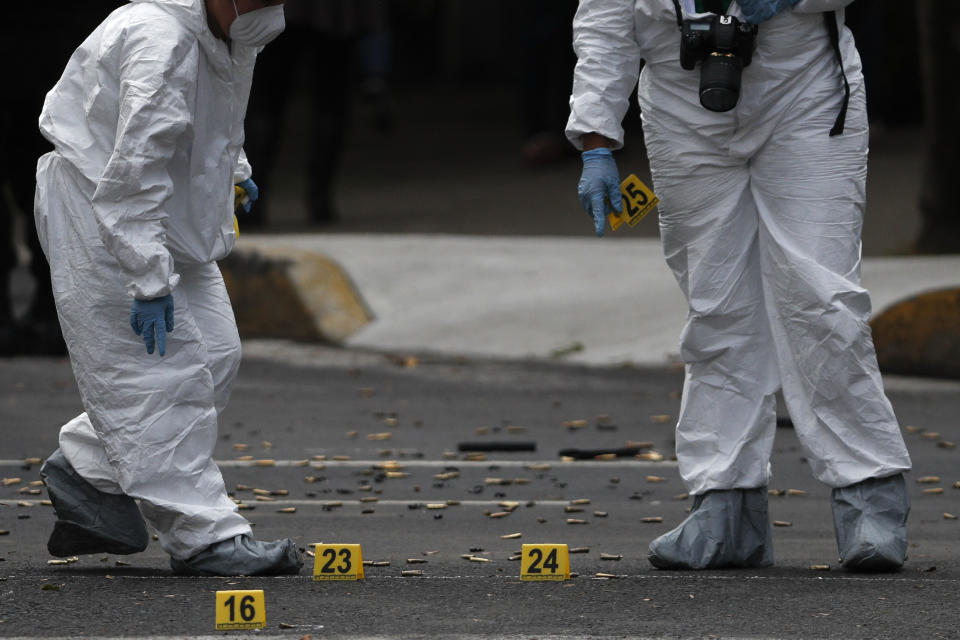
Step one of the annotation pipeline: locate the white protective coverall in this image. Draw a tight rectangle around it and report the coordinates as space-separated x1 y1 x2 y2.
566 0 912 495
34 0 258 559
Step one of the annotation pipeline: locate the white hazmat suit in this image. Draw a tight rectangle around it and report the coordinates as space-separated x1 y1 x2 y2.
35 0 259 561
566 0 911 566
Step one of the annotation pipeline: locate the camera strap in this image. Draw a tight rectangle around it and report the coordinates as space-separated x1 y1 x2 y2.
824 11 850 136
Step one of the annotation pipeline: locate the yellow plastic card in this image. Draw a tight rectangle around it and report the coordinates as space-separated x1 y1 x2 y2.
215 590 266 631
313 544 365 581
607 174 659 230
520 544 570 581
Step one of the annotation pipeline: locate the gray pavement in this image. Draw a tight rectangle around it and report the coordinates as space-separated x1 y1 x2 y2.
1 352 959 638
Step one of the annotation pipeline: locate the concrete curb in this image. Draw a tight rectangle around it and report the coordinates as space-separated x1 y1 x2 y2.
221 244 372 344
871 287 960 379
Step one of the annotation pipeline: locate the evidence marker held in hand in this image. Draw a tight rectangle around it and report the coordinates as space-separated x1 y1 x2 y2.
521 543 571 581
608 174 659 231
215 590 266 631
313 543 365 581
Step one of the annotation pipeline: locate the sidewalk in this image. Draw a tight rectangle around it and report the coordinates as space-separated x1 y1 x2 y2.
238 233 960 366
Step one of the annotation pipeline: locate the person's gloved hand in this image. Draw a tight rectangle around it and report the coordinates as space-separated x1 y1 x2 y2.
129 295 175 356
235 178 260 213
578 148 622 237
736 0 801 24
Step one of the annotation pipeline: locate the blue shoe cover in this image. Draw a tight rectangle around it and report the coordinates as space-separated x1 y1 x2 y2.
648 487 774 569
171 534 302 576
40 449 149 557
832 474 909 571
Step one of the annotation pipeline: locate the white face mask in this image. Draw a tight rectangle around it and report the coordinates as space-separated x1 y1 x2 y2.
229 1 286 47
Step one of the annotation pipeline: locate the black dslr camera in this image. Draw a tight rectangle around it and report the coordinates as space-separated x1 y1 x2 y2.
679 14 758 112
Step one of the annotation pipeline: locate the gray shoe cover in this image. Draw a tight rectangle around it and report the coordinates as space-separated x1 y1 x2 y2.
648 487 774 569
40 449 149 557
831 474 909 571
170 534 303 576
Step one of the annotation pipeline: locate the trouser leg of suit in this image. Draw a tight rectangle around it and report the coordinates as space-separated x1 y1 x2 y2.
649 126 780 496
35 152 251 560
752 81 911 489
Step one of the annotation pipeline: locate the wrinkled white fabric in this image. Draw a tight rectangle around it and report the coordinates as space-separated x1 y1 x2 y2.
34 0 258 559
567 0 911 494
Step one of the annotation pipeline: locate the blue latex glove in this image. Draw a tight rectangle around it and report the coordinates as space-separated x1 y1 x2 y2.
129 295 175 356
736 0 801 24
236 178 259 213
578 148 622 237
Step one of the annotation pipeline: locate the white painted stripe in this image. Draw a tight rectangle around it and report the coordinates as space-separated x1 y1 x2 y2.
0 458 677 469
230 499 573 507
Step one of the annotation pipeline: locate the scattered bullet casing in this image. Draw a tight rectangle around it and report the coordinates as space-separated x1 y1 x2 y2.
469 556 491 563
566 518 588 525
637 452 664 462
254 459 275 467
570 499 591 505
921 432 940 441
768 489 785 496
673 493 690 501
526 463 551 471
642 516 663 523
923 487 944 495
386 472 409 479
252 489 270 496
917 476 941 484
367 432 392 441
595 572 619 578
360 497 378 503
593 511 608 518
564 506 584 513
488 512 510 519
786 489 807 496
277 507 296 514
943 513 957 520
646 476 666 483
254 496 275 502
773 520 792 527
937 441 956 449
24 458 43 465
564 419 588 429
406 558 428 564
569 547 590 554
401 570 423 577
649 414 672 424
2 478 22 486
501 533 523 540
425 503 446 510
600 553 622 561
810 564 831 571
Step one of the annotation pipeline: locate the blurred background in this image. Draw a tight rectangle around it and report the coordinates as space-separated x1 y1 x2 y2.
2 0 957 358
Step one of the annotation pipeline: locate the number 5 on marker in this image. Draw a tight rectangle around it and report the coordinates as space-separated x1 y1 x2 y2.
313 543 364 581
521 544 570 581
608 174 659 231
215 590 265 630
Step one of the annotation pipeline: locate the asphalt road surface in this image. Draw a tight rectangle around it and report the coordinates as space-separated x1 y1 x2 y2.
1 349 959 639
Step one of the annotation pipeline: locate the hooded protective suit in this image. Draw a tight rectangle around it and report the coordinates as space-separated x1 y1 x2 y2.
566 0 911 496
34 0 259 560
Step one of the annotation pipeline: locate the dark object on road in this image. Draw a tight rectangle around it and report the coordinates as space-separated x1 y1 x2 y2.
557 446 644 460
457 442 537 452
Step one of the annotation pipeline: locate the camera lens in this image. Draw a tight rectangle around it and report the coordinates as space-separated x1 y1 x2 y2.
699 53 742 112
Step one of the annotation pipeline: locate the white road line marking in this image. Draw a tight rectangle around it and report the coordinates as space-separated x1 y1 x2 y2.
0 459 677 469
230 499 572 507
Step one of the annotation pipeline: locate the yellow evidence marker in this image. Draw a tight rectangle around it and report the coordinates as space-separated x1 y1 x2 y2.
313 543 365 581
215 590 266 631
520 543 570 581
607 174 659 231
